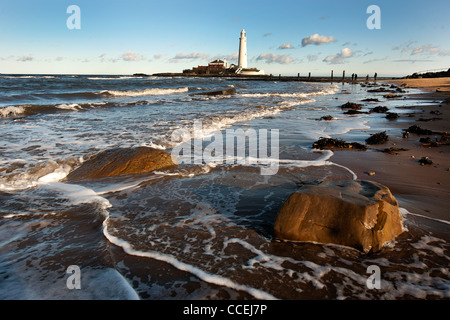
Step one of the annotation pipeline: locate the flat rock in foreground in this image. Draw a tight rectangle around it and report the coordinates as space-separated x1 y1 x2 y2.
66 147 176 180
274 180 404 253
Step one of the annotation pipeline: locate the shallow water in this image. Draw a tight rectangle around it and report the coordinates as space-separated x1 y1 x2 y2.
0 75 448 299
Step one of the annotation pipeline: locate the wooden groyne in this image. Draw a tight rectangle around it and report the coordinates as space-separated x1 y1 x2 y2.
142 71 389 83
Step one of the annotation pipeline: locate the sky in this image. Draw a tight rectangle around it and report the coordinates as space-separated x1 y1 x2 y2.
1 0 449 77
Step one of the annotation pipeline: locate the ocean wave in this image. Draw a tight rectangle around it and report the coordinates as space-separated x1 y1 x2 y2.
0 100 164 118
0 106 26 118
0 86 190 104
0 102 107 118
87 76 137 80
101 87 189 97
185 99 316 141
0 158 79 191
240 85 339 99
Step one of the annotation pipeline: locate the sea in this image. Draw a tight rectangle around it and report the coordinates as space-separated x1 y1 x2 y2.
0 74 448 300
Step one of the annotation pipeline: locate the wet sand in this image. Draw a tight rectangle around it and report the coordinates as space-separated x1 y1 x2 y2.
331 78 450 239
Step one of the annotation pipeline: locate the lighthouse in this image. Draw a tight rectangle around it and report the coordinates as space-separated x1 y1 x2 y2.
238 29 248 69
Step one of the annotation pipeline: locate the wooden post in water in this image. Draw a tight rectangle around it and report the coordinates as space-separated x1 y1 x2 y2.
297 73 300 81
342 70 346 82
308 72 311 81
331 70 334 82
279 74 281 80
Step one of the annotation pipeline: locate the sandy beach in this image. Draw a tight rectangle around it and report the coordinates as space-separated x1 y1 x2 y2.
331 77 450 239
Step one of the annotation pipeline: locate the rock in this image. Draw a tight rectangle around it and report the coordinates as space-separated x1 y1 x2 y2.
361 98 379 102
318 115 334 121
369 106 389 113
380 147 408 154
383 94 403 99
404 125 433 135
419 137 438 147
312 138 367 151
385 112 399 120
418 157 433 165
344 109 368 115
190 87 236 96
366 131 389 145
273 180 404 253
66 147 177 180
340 102 362 110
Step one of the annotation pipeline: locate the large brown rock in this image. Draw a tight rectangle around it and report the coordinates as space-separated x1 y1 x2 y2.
66 147 176 180
274 180 404 253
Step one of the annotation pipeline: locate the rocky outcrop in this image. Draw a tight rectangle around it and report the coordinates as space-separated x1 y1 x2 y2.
273 180 404 253
66 147 176 180
191 87 236 96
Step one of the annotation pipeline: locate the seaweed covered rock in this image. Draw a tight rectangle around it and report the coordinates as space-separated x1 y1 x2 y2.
312 138 367 151
404 125 433 135
366 131 389 145
66 147 177 180
370 106 389 113
273 180 404 253
340 102 362 110
386 112 399 120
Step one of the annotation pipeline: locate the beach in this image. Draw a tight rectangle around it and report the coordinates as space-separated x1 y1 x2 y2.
332 77 450 239
0 74 448 300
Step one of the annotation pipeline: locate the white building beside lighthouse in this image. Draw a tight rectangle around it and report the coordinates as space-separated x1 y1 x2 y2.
236 29 264 76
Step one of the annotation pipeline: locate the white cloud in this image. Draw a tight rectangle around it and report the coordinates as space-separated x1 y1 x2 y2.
16 56 34 62
439 50 450 56
307 54 318 62
411 43 440 55
121 51 145 61
171 52 210 61
153 53 164 59
363 56 388 64
392 59 434 64
211 52 239 64
278 43 293 50
256 53 294 64
323 48 354 64
302 34 336 47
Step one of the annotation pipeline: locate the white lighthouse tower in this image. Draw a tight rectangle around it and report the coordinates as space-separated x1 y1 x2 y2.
238 29 248 69
235 29 264 76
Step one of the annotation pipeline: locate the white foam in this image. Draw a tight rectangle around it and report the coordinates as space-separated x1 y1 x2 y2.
102 220 277 300
400 207 450 226
41 182 112 210
102 87 189 97
88 76 145 80
240 86 339 99
0 106 26 117
55 103 82 110
0 163 73 192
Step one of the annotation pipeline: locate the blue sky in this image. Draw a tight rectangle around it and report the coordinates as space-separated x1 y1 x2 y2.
1 0 449 76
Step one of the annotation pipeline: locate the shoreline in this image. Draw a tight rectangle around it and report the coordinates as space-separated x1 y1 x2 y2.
330 77 450 239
